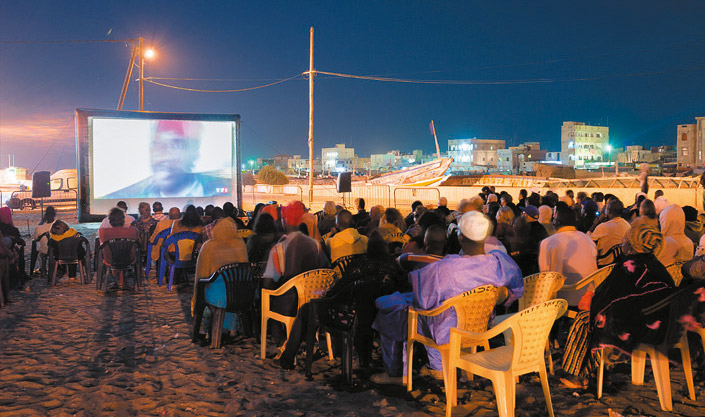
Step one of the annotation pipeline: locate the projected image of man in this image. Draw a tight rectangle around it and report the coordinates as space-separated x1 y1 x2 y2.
103 120 230 198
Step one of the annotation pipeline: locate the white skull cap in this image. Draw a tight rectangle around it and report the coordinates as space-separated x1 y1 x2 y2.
458 211 491 242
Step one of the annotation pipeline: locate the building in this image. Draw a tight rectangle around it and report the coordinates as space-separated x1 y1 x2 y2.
447 138 505 172
496 142 547 174
287 155 322 175
560 122 609 167
321 144 355 174
616 145 659 165
272 154 291 170
676 123 699 168
544 151 562 163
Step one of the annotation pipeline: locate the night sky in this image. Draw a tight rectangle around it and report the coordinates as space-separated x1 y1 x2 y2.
2 1 705 172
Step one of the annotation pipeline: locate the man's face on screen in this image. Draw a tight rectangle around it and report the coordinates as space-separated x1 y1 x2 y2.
149 122 200 186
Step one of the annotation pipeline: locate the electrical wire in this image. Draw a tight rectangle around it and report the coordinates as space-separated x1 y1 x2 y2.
143 73 303 92
315 64 705 85
147 76 297 82
0 39 133 44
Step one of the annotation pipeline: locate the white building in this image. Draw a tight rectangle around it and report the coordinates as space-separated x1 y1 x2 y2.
560 122 609 167
447 138 505 172
321 144 355 174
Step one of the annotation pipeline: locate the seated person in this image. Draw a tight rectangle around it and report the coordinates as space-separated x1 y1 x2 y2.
132 202 158 258
99 208 139 288
48 220 85 280
149 207 181 266
325 210 368 263
262 201 329 350
247 212 279 264
191 216 248 338
165 205 203 263
371 211 524 383
32 206 56 274
99 201 135 234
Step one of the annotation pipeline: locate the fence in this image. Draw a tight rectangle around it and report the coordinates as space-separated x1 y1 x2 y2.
8 189 78 210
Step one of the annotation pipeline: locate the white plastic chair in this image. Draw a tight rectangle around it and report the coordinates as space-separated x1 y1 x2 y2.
446 299 568 417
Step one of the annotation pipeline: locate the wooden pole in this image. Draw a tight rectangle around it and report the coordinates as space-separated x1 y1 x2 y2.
118 40 137 110
308 27 315 207
139 37 144 111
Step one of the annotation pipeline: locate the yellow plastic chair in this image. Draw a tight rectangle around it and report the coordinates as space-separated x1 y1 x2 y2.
560 264 615 319
260 268 338 360
596 331 696 410
494 272 565 374
446 299 568 417
406 285 502 393
236 229 254 240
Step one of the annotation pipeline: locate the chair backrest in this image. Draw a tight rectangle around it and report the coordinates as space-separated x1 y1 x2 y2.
386 232 409 243
291 268 339 307
597 244 623 267
209 262 259 313
53 235 84 262
102 238 139 269
518 272 565 311
331 253 366 277
162 231 202 261
447 285 502 336
150 227 172 245
665 262 685 287
509 299 568 374
236 229 254 239
590 264 616 289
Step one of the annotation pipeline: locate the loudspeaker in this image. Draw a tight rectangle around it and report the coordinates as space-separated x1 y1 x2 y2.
337 172 352 193
32 171 52 198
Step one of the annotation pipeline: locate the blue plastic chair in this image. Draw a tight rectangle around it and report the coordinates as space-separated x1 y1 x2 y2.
158 231 202 291
192 262 262 348
145 227 171 280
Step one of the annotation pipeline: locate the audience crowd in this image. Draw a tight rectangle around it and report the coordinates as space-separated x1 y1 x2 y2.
3 186 705 411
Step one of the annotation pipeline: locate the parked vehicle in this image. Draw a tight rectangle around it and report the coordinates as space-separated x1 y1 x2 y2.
7 169 78 210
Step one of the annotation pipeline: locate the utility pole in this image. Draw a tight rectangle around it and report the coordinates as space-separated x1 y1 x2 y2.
139 37 144 111
307 27 315 207
117 40 137 110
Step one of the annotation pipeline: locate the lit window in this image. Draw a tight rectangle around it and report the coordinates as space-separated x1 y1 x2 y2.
682 148 688 156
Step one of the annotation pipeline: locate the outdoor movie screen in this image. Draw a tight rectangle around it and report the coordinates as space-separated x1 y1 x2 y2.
92 118 233 199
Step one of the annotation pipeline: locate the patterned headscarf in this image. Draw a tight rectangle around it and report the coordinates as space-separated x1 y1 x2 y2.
626 218 663 255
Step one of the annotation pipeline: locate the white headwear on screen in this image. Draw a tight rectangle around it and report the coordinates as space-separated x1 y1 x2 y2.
458 211 491 242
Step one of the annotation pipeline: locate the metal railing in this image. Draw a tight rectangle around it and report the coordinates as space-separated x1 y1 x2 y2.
393 187 440 209
8 189 79 210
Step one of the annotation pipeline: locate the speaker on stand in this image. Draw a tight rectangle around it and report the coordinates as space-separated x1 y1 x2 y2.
337 172 352 208
32 171 52 217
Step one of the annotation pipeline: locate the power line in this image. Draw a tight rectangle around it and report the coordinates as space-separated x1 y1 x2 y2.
0 39 133 44
315 64 705 85
143 73 303 93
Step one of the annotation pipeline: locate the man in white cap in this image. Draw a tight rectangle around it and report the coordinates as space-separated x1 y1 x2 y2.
371 211 524 384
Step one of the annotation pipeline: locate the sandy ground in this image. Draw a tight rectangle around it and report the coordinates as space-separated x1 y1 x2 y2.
1 209 705 416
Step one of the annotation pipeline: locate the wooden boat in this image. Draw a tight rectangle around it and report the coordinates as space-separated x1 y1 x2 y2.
368 158 453 186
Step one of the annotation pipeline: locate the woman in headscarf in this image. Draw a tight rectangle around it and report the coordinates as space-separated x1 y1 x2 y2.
191 215 248 339
48 220 85 280
0 207 27 288
658 204 694 266
246 212 279 263
561 219 668 388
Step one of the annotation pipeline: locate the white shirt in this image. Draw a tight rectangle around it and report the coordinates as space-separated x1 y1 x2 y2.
538 227 598 306
588 217 631 262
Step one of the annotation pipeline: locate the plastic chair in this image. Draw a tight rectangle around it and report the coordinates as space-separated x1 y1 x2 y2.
158 231 202 291
330 253 366 277
494 272 565 374
96 238 142 293
192 263 260 348
407 285 503 393
596 244 623 267
145 227 171 280
29 231 50 280
48 234 91 286
260 268 339 359
236 229 254 240
446 299 568 417
560 264 615 319
596 300 696 410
